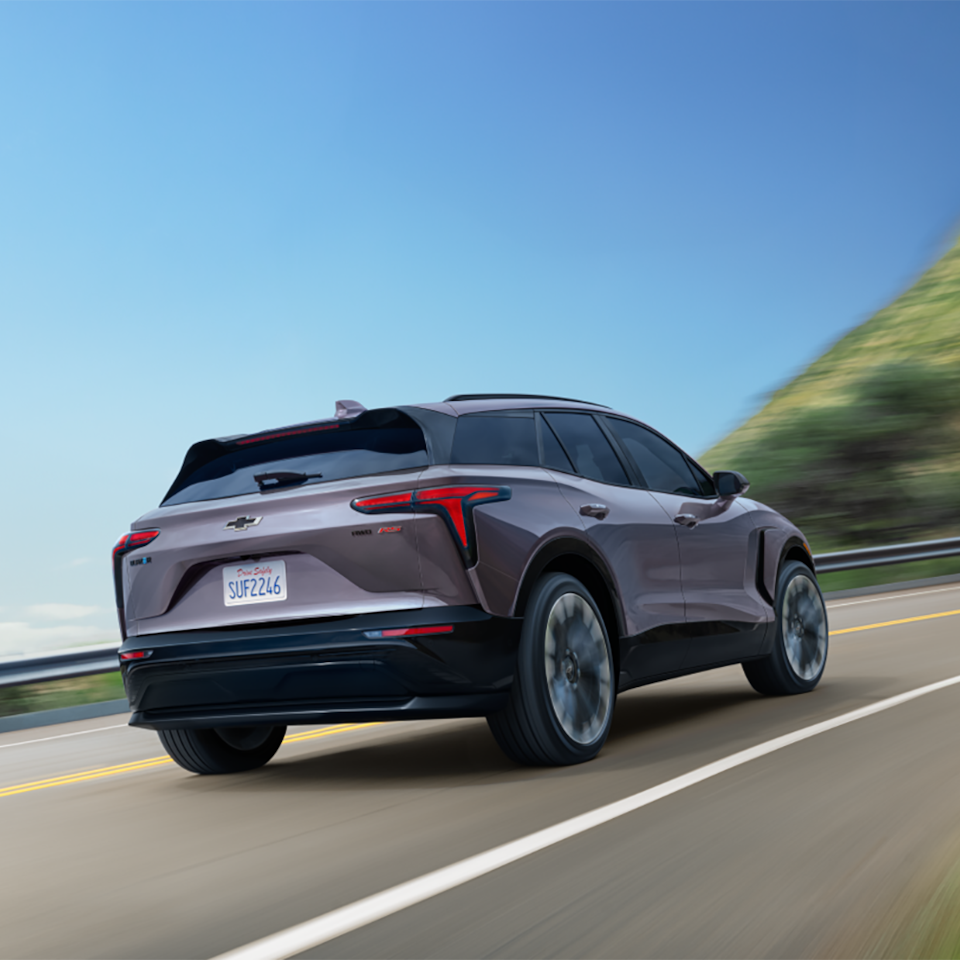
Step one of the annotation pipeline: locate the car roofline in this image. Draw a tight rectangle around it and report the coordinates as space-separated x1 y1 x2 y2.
211 395 625 451
444 393 609 408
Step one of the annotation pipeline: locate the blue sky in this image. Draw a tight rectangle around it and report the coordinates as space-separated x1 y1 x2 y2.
1 2 959 654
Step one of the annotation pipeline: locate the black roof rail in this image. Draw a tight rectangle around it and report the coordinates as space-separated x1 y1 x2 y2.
444 393 609 407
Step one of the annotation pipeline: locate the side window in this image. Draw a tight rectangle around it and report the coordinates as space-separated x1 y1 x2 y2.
605 418 703 496
687 459 716 497
450 412 539 466
543 412 629 485
540 416 575 472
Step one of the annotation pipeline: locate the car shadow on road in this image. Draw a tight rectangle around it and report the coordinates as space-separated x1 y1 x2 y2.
608 683 761 743
254 685 765 789
253 720 515 789
178 674 877 793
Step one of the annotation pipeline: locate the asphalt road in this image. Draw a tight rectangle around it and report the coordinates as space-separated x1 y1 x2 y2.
2 583 959 959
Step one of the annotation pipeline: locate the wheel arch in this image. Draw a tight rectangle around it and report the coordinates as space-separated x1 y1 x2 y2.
781 536 816 578
513 538 625 680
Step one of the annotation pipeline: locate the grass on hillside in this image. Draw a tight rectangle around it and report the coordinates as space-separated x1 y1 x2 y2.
704 233 960 467
702 233 960 554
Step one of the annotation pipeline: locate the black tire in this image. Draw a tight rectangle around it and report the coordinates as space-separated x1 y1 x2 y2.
158 725 286 775
743 560 828 696
487 573 615 766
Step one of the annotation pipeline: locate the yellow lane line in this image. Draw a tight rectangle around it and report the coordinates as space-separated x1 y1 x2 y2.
831 608 960 635
284 722 381 743
0 722 381 799
0 758 174 798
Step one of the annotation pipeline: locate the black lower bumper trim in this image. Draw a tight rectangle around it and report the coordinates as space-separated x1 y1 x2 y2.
131 692 509 730
122 606 520 729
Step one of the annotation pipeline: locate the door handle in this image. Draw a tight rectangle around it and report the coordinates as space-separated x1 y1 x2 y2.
580 503 610 520
674 514 700 528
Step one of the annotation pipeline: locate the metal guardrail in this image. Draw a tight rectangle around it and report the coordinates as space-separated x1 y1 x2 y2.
0 643 120 690
812 536 960 573
2 536 959 690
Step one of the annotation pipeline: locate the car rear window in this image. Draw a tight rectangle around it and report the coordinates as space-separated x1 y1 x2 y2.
450 412 540 466
162 409 429 506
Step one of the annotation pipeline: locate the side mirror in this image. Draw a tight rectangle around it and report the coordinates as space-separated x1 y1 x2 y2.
713 470 750 499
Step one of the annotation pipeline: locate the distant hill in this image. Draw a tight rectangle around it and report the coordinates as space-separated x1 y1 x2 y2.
701 233 960 551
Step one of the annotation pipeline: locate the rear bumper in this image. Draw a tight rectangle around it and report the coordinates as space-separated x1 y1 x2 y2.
121 606 521 730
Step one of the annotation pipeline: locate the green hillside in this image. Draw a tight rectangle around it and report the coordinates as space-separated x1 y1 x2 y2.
701 233 960 555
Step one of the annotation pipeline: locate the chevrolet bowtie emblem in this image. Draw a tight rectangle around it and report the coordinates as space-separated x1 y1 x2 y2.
225 516 262 532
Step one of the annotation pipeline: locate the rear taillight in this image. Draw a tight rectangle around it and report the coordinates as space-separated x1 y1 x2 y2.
351 486 510 565
119 650 152 661
352 491 415 510
112 530 160 640
112 530 160 561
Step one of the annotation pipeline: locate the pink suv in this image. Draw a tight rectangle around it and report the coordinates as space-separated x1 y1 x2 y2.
114 394 828 773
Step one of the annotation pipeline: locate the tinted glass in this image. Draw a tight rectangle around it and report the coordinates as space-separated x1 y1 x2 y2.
606 418 702 495
163 409 428 506
543 413 629 485
688 460 716 496
540 416 574 472
451 412 539 466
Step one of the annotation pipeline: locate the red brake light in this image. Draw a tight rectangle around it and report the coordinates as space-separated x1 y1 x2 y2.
416 487 504 547
350 485 510 564
352 491 415 510
112 530 160 561
119 650 152 661
236 423 340 445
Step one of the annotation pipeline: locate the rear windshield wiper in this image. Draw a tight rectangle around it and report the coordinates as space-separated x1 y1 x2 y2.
253 471 323 491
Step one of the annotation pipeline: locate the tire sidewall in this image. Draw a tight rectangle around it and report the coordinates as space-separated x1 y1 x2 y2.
516 573 615 764
160 724 286 774
772 560 829 693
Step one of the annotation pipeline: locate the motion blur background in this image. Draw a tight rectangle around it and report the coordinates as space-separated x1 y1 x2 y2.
1 2 959 660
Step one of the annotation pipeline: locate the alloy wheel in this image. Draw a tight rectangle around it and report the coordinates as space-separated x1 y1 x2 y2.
543 592 613 744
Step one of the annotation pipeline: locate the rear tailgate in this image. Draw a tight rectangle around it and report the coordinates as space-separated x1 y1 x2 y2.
123 472 433 637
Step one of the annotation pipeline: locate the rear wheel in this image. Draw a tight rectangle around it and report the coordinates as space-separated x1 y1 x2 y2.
743 560 828 696
488 573 615 766
158 725 286 774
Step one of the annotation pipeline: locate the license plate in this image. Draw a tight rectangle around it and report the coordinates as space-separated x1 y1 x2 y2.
223 560 287 606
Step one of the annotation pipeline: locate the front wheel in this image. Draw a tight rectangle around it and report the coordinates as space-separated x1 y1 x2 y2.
487 573 615 766
743 560 828 696
158 725 286 774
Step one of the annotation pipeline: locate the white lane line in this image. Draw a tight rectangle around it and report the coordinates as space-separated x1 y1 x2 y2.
828 584 960 608
0 723 128 750
213 672 960 960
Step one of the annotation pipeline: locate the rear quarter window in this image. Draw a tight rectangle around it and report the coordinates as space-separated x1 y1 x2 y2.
450 412 540 466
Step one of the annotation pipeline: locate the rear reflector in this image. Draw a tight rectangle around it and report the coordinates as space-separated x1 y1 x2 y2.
363 625 454 639
119 650 152 661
